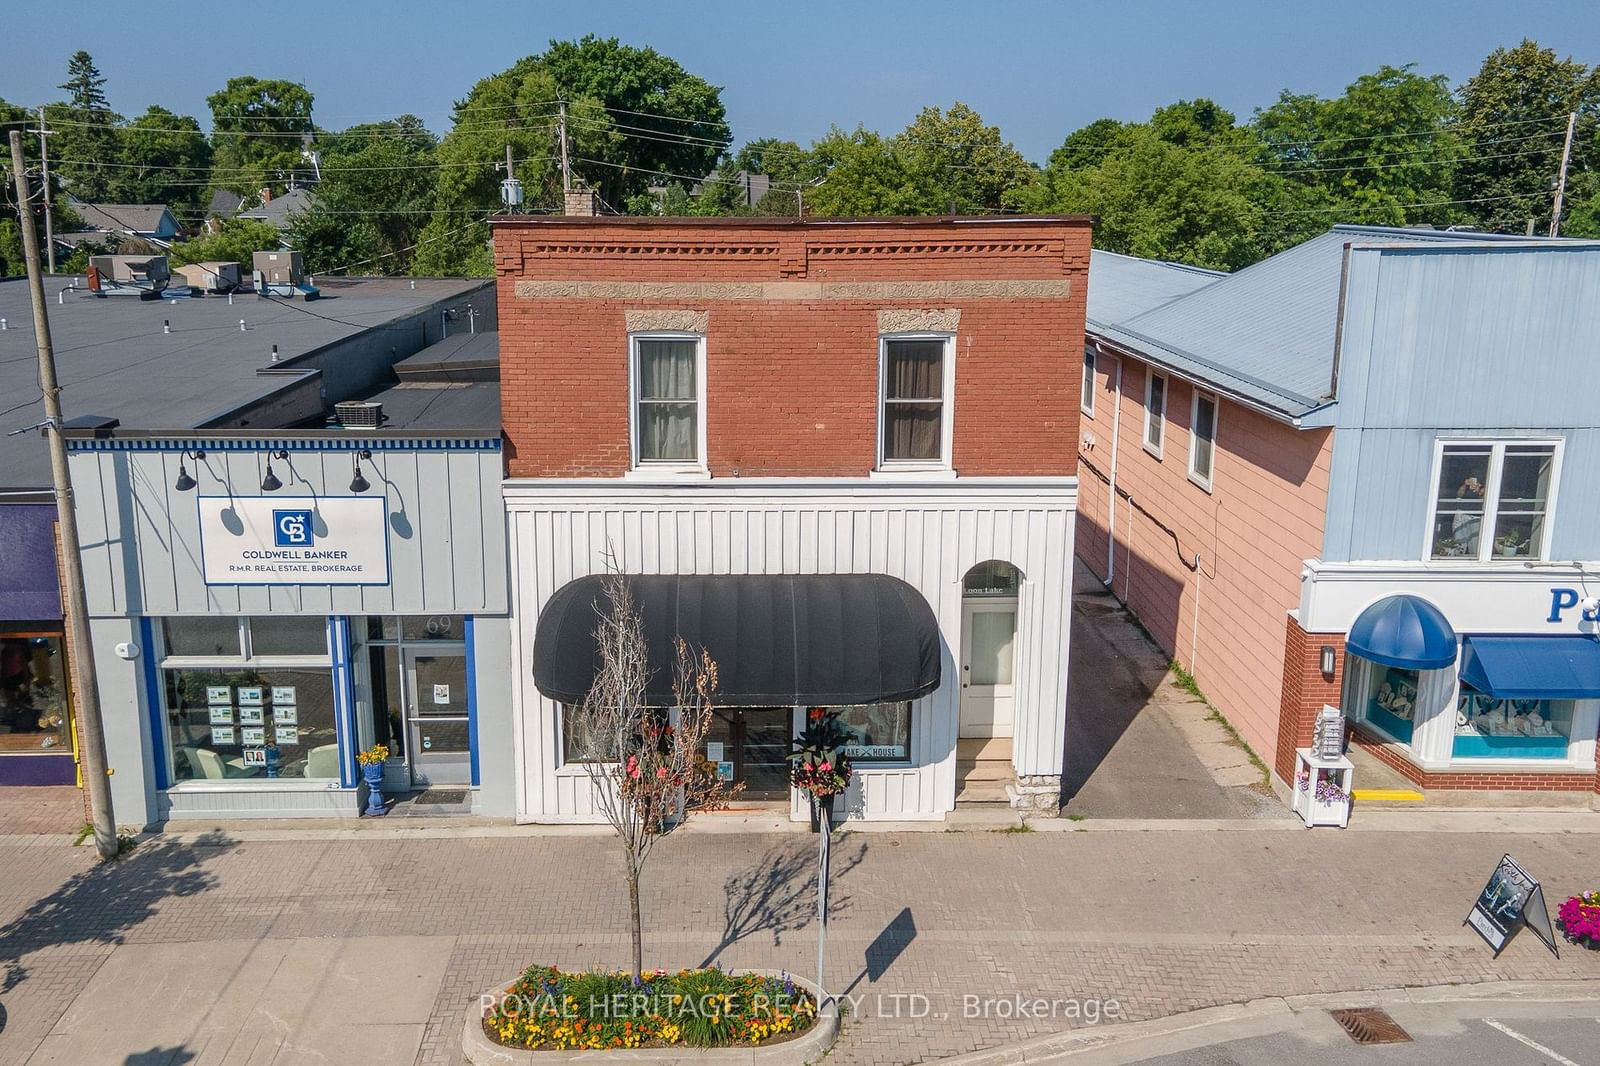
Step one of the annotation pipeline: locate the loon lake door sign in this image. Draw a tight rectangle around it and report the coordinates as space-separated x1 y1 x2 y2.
1465 854 1559 958
198 496 390 586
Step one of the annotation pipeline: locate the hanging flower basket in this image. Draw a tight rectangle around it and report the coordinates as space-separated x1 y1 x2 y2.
1557 891 1600 949
789 708 852 832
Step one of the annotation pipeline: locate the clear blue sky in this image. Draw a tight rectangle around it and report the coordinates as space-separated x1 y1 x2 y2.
4 0 1593 162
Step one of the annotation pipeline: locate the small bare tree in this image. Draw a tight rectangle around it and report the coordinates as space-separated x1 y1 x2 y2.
572 569 733 980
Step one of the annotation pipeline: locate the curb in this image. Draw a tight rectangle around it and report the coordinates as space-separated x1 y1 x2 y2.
929 980 1600 1065
463 969 838 1066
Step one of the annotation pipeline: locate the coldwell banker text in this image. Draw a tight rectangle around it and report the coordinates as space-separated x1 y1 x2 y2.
199 496 390 586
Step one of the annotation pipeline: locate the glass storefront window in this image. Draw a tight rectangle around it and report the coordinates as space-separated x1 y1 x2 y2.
246 616 329 657
0 636 70 753
163 617 242 658
367 615 466 642
1453 687 1573 760
834 703 912 762
165 667 338 781
366 644 407 759
1356 663 1421 746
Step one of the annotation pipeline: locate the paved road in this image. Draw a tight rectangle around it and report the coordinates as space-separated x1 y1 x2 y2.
1131 1003 1600 1065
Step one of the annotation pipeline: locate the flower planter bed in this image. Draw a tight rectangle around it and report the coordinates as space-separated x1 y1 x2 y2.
465 967 838 1065
1557 892 1600 950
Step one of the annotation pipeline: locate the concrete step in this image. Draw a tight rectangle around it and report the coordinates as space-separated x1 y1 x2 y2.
955 760 1016 783
956 783 1014 804
957 737 1013 761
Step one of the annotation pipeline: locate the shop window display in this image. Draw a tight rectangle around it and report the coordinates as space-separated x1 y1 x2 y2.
1453 688 1572 760
0 636 70 753
834 703 912 761
165 667 338 780
1362 665 1420 745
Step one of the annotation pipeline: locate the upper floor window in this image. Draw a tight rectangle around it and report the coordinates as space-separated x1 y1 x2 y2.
1428 440 1560 562
1080 347 1096 418
1143 371 1166 457
1188 391 1217 491
630 333 706 472
878 334 954 471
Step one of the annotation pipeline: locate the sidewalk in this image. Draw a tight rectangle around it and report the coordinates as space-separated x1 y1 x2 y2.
2 826 1599 1065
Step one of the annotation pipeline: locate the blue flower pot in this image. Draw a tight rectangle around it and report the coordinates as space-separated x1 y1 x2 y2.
362 762 388 816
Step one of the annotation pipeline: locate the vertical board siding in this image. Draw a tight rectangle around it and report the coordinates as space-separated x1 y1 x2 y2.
70 446 508 617
507 485 1076 822
1325 244 1600 563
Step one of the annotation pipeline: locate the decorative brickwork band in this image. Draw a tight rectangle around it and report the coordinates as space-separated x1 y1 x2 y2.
877 308 961 334
623 309 710 333
513 279 1073 302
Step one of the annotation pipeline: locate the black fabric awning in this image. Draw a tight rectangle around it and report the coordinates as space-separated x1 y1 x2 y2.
532 573 941 707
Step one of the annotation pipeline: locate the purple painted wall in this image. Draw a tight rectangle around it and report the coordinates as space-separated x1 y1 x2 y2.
0 753 74 786
0 504 62 622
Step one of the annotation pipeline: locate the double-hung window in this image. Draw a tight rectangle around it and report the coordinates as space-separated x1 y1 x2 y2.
1143 371 1166 457
878 334 954 471
1188 391 1217 490
630 333 706 473
1428 440 1560 561
1080 347 1096 418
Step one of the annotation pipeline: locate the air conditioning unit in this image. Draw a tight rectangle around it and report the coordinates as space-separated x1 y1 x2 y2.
333 401 384 429
174 261 241 294
252 250 319 299
87 254 170 298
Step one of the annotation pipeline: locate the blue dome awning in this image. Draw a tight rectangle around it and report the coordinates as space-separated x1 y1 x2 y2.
1346 595 1458 671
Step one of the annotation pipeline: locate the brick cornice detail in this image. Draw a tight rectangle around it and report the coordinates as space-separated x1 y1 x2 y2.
513 279 1072 301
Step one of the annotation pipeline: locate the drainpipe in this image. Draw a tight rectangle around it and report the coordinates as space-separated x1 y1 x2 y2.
1104 347 1124 585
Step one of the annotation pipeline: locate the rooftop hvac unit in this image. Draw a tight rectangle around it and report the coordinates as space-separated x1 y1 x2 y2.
174 261 241 294
333 401 384 429
252 250 319 300
87 254 170 298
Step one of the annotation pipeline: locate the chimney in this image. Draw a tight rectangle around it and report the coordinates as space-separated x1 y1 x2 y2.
259 186 274 205
563 186 598 217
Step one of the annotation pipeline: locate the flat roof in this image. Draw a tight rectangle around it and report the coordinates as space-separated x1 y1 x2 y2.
490 214 1093 227
350 330 500 432
0 275 487 490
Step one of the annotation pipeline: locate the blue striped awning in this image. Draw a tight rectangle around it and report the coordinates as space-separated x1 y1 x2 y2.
1459 636 1600 700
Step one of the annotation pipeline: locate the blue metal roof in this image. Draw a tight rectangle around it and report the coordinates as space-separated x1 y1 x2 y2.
1087 226 1544 421
1086 250 1222 326
1347 594 1458 671
1460 636 1600 700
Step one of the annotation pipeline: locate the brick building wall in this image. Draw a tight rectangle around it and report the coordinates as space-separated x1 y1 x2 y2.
1273 619 1344 785
492 217 1091 479
1075 348 1334 762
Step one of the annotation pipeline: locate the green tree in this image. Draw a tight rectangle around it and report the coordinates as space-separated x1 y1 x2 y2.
168 218 283 270
108 106 212 213
802 103 1034 216
46 51 122 203
207 76 315 197
1255 65 1461 227
289 116 436 274
415 36 728 274
1013 126 1287 271
1454 39 1600 233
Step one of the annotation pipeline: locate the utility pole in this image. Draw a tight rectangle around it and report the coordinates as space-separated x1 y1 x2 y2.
9 131 117 860
558 100 572 195
36 108 55 274
1550 111 1577 237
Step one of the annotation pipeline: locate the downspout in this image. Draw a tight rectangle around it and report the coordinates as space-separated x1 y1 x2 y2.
1104 345 1124 586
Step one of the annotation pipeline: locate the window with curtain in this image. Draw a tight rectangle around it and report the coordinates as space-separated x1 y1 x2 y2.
633 337 701 464
881 336 949 464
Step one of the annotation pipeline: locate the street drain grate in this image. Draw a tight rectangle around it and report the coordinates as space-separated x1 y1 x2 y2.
413 789 468 805
1328 1007 1412 1045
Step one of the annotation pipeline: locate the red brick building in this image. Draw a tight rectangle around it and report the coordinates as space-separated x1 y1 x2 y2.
494 216 1090 822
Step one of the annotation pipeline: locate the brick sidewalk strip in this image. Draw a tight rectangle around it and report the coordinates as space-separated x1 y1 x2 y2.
2 828 1599 1064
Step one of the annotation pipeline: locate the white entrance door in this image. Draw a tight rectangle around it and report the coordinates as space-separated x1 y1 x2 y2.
960 600 1016 738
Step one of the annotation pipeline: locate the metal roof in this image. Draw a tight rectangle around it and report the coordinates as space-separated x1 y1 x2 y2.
1086 249 1222 327
0 275 489 491
1087 226 1555 421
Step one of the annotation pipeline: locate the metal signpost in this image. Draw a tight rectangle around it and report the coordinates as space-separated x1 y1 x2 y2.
815 796 832 1003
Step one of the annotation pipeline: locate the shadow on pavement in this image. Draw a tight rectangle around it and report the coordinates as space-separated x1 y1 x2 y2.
0 831 235 995
699 836 867 968
123 1047 196 1065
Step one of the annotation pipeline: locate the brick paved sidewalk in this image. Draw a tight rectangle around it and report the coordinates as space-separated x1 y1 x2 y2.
0 787 83 839
2 827 1599 1065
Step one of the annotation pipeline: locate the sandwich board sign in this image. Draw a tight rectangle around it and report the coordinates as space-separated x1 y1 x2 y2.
1465 854 1558 958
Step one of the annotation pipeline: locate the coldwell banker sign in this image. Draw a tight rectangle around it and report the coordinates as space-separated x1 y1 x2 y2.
198 496 390 586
